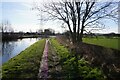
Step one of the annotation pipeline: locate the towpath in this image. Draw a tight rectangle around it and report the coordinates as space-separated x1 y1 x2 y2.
38 39 49 79
38 39 61 79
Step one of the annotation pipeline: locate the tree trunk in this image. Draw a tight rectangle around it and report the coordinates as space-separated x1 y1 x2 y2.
79 24 84 42
72 33 76 44
79 34 82 42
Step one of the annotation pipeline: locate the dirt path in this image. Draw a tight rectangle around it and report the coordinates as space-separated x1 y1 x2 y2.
47 41 62 79
38 39 61 79
38 39 49 79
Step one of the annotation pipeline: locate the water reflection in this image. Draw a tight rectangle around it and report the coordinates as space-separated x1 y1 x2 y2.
0 38 40 65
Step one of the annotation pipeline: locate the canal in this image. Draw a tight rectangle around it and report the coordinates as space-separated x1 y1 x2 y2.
0 38 41 65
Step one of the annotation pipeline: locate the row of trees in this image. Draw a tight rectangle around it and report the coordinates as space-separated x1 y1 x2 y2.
0 20 55 34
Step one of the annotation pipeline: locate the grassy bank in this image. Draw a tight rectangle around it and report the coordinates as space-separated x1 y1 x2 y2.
83 37 120 50
2 39 45 79
50 38 105 80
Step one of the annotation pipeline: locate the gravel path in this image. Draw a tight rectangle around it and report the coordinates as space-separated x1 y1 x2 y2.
47 40 62 79
38 39 49 79
38 39 62 79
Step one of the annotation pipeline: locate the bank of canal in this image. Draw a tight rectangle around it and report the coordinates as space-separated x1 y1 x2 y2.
1 38 41 65
2 39 45 78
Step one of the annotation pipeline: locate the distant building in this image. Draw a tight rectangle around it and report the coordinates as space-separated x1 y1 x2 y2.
44 28 55 35
38 29 43 34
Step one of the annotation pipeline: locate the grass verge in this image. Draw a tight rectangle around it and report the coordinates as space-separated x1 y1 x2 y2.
50 38 105 80
2 39 45 79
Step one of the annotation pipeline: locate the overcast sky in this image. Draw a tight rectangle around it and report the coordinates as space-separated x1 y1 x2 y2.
1 0 119 33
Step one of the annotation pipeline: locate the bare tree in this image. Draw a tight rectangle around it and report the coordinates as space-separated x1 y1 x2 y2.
0 20 14 33
35 1 118 78
36 0 117 44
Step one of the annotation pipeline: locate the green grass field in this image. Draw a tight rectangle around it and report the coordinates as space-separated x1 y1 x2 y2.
83 37 120 50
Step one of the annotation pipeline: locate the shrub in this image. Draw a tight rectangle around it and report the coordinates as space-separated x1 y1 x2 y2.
50 38 105 80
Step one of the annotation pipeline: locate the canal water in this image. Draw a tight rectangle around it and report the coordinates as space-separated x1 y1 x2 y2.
0 38 40 65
